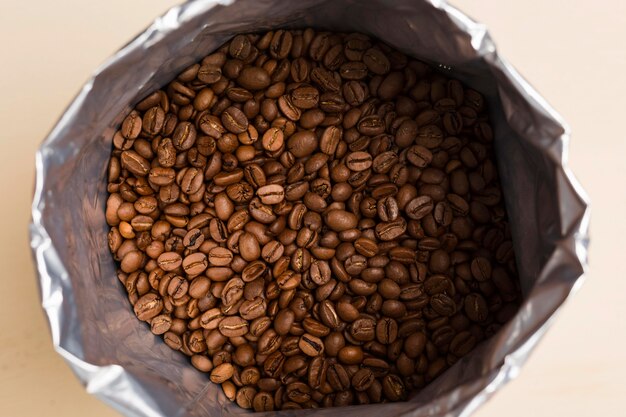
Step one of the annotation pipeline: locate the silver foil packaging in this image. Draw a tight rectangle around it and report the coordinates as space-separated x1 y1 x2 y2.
30 1 589 416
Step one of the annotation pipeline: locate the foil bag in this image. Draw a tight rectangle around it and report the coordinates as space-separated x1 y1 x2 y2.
30 1 589 416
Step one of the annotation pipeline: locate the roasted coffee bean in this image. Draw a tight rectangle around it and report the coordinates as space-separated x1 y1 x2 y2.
352 368 375 391
262 127 284 152
376 317 398 344
134 293 163 321
324 209 358 232
237 67 271 90
346 151 373 171
222 106 249 134
257 184 285 205
108 28 520 410
299 333 324 356
338 345 364 365
219 316 249 337
375 218 406 241
405 196 434 220
465 293 489 322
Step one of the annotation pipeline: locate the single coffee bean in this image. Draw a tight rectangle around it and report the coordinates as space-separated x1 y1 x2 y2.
134 293 163 321
352 368 375 391
299 333 324 356
157 252 182 271
237 67 271 90
182 253 208 276
405 196 434 220
375 218 406 241
221 106 249 134
338 345 364 365
346 151 373 171
465 293 489 322
376 317 398 344
257 184 285 205
219 316 249 337
324 209 358 232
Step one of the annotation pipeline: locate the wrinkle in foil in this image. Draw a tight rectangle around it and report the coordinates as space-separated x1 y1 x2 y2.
30 1 589 416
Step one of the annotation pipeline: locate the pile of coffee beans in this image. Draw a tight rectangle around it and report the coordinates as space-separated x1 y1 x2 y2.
106 29 521 410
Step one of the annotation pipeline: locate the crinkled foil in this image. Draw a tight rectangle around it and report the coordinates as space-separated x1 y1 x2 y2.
29 0 590 416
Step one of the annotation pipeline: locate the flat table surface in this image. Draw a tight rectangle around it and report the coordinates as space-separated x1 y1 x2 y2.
0 1 624 416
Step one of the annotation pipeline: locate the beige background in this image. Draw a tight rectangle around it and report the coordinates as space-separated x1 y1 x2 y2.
0 0 624 415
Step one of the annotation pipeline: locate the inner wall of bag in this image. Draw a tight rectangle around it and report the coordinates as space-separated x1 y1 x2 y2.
70 1 554 416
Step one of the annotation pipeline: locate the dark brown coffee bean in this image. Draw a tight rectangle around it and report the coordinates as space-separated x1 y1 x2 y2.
375 218 406 241
121 110 142 139
221 106 248 134
326 363 350 391
237 66 270 90
382 374 406 401
405 196 433 220
299 333 324 356
319 300 341 329
363 48 391 75
350 317 376 342
430 293 457 316
252 391 274 412
309 259 331 285
406 145 432 168
376 317 398 344
287 131 317 157
352 368 375 391
471 257 492 281
324 209 358 232
465 293 488 322
172 122 197 150
346 151 373 171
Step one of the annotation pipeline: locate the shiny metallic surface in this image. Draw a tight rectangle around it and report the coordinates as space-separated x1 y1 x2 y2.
29 0 589 416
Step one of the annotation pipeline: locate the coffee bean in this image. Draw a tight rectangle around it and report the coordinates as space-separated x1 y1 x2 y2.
134 293 163 321
465 293 489 322
257 184 285 205
221 106 248 134
121 110 142 139
157 252 182 271
262 127 284 152
121 150 150 177
109 28 521 410
182 253 208 276
287 131 317 158
376 317 398 344
253 391 274 412
375 218 406 241
324 209 358 232
382 374 406 401
219 316 249 337
326 363 350 391
346 151 373 171
299 333 324 356
471 257 492 281
210 363 234 384
237 67 271 90
338 345 364 365
352 368 375 391
172 121 197 150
